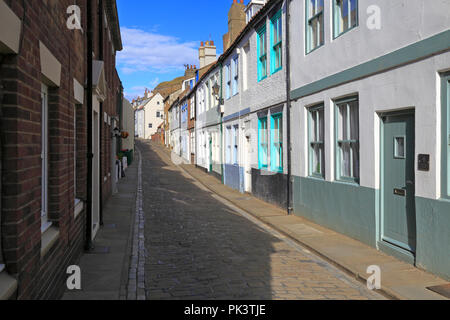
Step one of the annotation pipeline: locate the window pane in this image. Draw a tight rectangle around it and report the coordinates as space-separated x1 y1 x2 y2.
352 143 360 179
395 137 405 158
341 143 351 177
350 102 359 140
338 104 348 140
337 99 359 180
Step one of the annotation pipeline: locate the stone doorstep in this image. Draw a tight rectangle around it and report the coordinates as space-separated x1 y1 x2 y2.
164 148 448 301
0 271 17 300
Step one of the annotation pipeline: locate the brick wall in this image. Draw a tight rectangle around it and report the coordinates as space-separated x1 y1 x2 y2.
0 0 122 299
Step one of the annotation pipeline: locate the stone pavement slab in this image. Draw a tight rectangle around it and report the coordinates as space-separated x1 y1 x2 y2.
62 153 138 300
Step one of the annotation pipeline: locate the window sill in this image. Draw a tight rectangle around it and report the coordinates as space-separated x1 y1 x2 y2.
0 270 17 300
308 175 325 181
41 226 60 259
271 67 282 76
334 179 360 187
257 76 267 83
333 24 358 41
74 199 84 219
305 43 324 56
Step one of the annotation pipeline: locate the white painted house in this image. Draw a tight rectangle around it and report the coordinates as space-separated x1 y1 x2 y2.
289 0 450 280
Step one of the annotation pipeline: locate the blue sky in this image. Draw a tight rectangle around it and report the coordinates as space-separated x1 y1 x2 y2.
116 0 248 100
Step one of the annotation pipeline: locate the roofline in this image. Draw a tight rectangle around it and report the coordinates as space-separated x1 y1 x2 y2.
185 0 281 96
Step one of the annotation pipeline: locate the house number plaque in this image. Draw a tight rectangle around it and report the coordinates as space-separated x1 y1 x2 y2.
418 154 430 172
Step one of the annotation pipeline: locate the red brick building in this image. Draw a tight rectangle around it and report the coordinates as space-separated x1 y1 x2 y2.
0 0 123 299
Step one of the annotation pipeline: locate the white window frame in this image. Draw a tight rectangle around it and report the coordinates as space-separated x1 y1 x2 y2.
41 84 52 233
226 64 231 99
308 104 325 178
306 0 325 53
333 0 358 38
226 126 232 164
233 125 239 165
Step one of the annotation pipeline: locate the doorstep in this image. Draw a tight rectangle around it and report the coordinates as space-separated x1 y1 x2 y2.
0 271 17 300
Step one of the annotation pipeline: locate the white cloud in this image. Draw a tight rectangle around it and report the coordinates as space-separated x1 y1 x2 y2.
123 78 161 101
117 27 198 75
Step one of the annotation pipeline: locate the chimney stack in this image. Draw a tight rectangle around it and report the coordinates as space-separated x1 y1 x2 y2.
223 0 246 52
199 40 217 68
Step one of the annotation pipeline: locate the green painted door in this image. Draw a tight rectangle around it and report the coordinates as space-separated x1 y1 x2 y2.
382 112 416 253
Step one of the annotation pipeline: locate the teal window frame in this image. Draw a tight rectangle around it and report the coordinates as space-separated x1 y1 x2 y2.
270 10 282 75
258 117 269 169
335 96 359 184
257 25 267 82
333 0 358 39
270 113 283 173
442 72 450 199
308 104 325 178
305 0 325 54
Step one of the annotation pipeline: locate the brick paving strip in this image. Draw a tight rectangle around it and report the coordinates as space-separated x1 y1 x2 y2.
127 146 147 300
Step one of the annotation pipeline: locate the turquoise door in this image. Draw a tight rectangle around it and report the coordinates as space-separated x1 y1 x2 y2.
382 112 416 253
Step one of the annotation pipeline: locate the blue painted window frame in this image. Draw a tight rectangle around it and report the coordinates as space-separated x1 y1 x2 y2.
305 0 325 54
232 56 239 96
335 96 359 184
225 63 231 100
258 117 268 169
442 72 450 199
270 10 282 75
270 113 283 173
308 104 325 179
333 0 358 39
257 25 267 82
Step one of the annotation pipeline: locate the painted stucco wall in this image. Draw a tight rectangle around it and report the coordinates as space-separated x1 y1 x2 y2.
290 39 450 279
289 0 450 91
144 93 164 139
222 1 287 119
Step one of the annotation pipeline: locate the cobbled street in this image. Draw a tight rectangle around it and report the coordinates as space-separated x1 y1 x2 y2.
138 140 385 300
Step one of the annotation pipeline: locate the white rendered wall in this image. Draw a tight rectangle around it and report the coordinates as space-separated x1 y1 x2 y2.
291 52 450 200
143 93 164 139
289 0 450 91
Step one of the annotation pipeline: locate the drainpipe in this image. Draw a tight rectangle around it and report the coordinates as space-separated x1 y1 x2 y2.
219 63 224 184
98 0 104 226
85 0 94 250
0 56 5 266
286 0 293 215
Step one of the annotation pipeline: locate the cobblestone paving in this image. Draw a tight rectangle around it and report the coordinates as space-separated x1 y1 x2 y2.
139 141 385 300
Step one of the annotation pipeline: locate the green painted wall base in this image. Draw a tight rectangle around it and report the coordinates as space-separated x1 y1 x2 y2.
292 176 450 281
292 176 377 247
415 197 450 281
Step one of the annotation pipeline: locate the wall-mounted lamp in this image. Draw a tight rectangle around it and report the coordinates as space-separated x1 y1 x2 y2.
112 127 121 138
212 82 224 106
